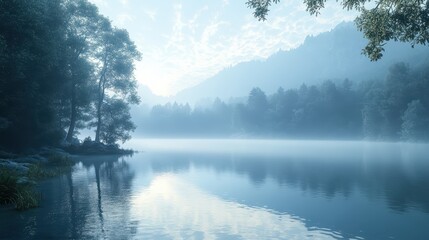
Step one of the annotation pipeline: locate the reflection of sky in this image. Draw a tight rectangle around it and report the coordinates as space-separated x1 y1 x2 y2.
125 139 429 239
2 140 428 239
130 174 348 240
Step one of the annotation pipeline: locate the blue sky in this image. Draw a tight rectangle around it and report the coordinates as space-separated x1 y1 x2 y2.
89 0 358 96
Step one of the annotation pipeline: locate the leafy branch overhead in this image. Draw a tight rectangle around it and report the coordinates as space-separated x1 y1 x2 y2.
246 0 429 61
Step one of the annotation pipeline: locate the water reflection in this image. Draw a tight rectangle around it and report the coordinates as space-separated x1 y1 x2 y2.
0 155 136 240
1 140 428 239
138 140 429 214
130 174 348 239
134 140 429 239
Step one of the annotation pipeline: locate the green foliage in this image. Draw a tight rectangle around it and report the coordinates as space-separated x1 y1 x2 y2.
246 0 429 60
0 168 40 210
94 26 141 144
0 0 66 149
401 100 429 141
12 187 40 211
99 99 136 144
140 61 429 141
0 154 74 210
246 0 280 21
27 155 74 180
0 0 140 149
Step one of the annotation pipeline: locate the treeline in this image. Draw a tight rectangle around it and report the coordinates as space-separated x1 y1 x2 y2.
139 62 429 141
0 0 140 150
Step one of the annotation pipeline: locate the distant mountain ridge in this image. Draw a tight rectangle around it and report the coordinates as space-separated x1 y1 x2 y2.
173 22 429 103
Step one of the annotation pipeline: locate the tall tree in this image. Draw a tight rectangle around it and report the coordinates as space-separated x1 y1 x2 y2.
401 100 429 141
94 26 141 143
99 98 136 144
0 0 66 149
245 88 269 132
246 0 429 60
62 0 103 142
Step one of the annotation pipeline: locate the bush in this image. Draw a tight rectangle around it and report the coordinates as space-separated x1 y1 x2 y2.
0 155 74 210
0 168 40 210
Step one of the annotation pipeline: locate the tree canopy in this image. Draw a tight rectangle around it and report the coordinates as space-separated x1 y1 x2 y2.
0 0 141 150
137 61 429 141
246 0 429 61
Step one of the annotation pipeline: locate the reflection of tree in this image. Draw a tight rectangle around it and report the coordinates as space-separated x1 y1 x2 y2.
3 155 138 239
66 171 78 240
77 155 136 239
145 146 429 214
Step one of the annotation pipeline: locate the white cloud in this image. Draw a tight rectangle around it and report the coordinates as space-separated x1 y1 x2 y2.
88 0 108 7
132 0 358 96
116 13 134 27
144 9 157 21
120 0 128 6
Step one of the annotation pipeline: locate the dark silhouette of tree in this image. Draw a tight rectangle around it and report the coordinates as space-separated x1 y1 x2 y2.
62 0 104 142
0 0 141 150
401 100 429 141
136 60 429 142
99 98 136 145
0 0 66 149
94 26 141 143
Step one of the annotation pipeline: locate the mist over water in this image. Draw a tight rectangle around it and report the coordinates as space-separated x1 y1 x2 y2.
125 138 428 161
2 1 429 239
2 139 429 239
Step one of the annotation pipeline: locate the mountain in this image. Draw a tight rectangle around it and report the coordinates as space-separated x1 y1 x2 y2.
138 85 170 106
174 22 429 103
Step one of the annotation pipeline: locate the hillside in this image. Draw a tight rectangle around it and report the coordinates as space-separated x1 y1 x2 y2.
174 22 429 103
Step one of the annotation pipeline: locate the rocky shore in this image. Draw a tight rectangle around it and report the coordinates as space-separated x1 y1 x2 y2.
0 141 133 210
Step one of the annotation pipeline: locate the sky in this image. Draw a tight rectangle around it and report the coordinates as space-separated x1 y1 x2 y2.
89 0 358 97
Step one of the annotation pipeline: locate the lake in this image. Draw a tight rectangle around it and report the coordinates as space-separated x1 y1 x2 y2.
1 139 429 239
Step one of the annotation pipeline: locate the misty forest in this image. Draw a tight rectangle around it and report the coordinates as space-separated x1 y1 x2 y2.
138 62 429 140
0 0 140 150
1 0 429 240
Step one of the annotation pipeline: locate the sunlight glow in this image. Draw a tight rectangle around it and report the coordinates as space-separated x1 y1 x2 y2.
89 0 358 96
130 174 346 239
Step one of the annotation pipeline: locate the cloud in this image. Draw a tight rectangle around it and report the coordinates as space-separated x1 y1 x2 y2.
144 9 157 21
88 0 108 7
116 13 134 27
135 0 358 96
120 0 128 6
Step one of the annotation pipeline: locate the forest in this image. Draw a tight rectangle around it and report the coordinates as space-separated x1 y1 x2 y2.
1 0 429 152
138 61 429 141
0 0 140 151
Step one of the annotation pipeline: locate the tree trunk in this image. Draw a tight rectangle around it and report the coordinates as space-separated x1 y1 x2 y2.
95 96 102 142
95 75 106 143
66 82 77 142
95 51 108 143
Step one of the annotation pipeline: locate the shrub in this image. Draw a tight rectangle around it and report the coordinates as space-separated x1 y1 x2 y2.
0 168 40 210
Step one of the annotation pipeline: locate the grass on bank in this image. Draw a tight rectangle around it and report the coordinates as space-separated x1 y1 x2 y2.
0 154 74 210
0 168 40 210
28 154 74 180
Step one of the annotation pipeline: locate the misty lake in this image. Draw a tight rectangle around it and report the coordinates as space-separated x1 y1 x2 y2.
1 139 429 239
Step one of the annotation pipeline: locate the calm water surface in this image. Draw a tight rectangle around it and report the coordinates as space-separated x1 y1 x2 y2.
1 139 429 239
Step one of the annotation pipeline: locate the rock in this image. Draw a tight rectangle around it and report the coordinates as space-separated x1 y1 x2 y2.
0 160 30 174
14 155 48 164
65 140 133 155
60 137 80 148
0 151 17 159
39 147 69 158
16 176 36 186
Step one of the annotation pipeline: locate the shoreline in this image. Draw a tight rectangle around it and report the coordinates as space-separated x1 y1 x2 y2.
0 143 134 211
